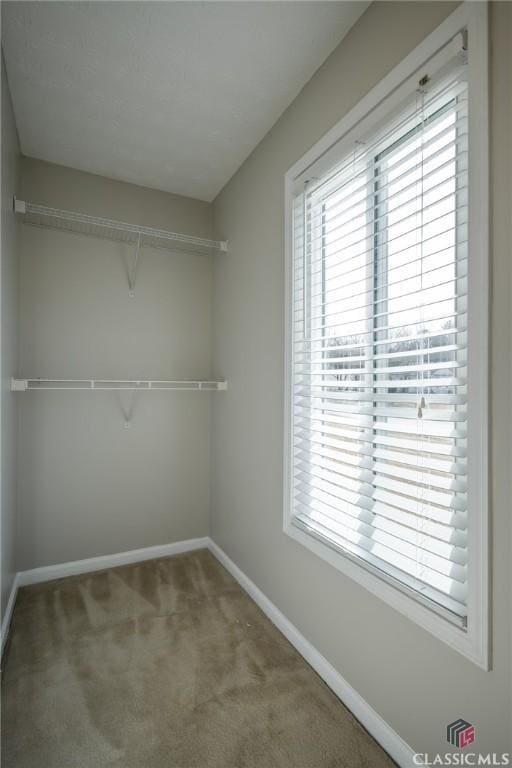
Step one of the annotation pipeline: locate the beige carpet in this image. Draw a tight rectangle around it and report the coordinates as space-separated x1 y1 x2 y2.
2 549 395 768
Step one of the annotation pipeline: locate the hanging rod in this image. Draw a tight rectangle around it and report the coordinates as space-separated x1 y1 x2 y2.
13 198 228 256
12 378 228 392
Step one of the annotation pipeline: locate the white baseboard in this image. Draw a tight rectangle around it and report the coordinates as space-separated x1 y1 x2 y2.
17 537 210 587
207 538 416 768
1 572 20 658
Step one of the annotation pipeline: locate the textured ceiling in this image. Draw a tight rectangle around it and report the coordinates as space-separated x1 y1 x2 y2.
2 1 368 201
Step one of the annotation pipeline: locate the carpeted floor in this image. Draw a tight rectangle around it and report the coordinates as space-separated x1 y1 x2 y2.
1 549 395 768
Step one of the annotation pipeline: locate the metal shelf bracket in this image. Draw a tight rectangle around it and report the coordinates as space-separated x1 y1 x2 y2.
119 387 141 428
127 233 141 297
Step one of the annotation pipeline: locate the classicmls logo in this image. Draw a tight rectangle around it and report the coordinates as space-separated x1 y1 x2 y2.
413 719 510 765
447 719 476 749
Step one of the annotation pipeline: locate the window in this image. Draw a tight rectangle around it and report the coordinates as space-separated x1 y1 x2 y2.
284 5 488 668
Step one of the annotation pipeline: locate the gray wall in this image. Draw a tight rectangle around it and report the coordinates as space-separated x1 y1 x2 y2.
17 159 214 570
211 1 511 757
1 54 20 621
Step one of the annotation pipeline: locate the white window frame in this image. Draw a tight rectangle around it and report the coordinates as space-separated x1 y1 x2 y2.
283 2 489 669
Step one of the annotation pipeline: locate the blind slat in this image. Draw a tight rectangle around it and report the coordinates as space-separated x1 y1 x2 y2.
294 310 467 348
303 164 468 250
293 503 468 591
294 430 466 475
303 125 468 235
293 492 468 570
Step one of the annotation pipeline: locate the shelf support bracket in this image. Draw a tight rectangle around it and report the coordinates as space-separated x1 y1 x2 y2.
127 233 141 297
120 387 141 428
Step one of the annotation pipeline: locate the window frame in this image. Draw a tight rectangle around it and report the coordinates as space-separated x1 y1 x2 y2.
283 2 489 669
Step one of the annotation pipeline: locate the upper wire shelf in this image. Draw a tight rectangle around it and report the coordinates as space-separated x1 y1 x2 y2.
14 198 228 256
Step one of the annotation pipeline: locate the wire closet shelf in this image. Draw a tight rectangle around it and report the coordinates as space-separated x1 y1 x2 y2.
11 379 228 392
14 198 228 256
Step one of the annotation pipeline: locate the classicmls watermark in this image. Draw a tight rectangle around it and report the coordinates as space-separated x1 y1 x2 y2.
413 719 511 766
414 755 511 766
447 720 476 749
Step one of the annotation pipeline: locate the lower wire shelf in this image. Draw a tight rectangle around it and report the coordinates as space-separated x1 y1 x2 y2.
12 378 228 392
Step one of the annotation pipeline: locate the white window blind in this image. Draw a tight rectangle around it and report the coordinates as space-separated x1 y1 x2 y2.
290 56 470 625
